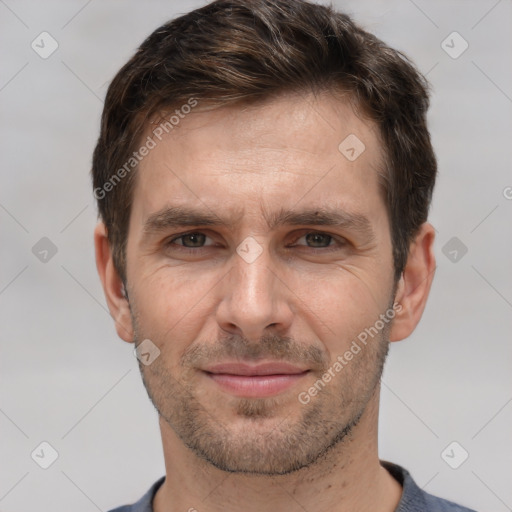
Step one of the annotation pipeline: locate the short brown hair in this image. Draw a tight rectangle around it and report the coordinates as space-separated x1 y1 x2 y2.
92 0 436 284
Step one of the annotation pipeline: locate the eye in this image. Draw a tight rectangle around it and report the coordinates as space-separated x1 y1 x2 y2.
300 232 334 248
292 231 347 252
167 232 213 249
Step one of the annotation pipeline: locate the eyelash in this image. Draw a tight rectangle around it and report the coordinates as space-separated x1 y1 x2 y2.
165 231 347 254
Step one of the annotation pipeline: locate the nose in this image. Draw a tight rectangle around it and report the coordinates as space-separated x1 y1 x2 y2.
215 242 294 342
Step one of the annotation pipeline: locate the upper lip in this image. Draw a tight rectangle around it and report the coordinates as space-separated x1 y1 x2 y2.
202 362 309 376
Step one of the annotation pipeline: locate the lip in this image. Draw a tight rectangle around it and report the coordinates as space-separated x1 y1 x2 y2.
202 362 310 398
204 362 309 376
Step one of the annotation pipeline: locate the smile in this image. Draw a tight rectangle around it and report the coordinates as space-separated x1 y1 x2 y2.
202 362 310 398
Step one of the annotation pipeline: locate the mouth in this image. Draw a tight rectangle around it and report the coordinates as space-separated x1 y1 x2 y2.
201 362 310 398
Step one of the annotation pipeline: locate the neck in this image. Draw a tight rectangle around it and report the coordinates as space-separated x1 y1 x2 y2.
153 388 402 512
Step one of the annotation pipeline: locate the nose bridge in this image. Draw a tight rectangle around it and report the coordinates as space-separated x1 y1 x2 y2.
232 241 275 312
216 239 292 338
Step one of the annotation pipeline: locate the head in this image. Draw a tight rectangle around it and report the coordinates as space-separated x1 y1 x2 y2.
93 0 436 475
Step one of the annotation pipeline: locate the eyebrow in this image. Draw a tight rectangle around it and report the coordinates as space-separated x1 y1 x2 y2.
142 205 375 242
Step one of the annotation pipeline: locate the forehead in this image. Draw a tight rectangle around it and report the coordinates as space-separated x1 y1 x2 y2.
132 91 385 228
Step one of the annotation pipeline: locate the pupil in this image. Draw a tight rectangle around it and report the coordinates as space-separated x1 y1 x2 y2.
306 233 330 247
185 233 204 247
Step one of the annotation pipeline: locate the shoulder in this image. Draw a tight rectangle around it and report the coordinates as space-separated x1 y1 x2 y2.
381 461 477 512
106 476 165 512
422 492 477 512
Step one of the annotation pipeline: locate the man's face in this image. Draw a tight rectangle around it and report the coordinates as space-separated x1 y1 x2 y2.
124 91 397 475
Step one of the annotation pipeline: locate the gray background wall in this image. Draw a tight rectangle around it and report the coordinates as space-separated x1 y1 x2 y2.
1 1 511 511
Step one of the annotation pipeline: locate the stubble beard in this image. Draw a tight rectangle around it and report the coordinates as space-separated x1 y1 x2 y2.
131 304 392 476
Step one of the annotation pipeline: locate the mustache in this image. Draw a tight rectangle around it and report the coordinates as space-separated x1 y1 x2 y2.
180 333 329 371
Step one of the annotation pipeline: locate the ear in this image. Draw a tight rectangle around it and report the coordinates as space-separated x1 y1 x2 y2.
94 222 134 343
389 222 436 342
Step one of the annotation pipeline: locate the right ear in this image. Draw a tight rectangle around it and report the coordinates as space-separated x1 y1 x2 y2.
94 222 134 343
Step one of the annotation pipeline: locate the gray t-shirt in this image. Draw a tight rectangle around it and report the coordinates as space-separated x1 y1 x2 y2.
108 461 477 512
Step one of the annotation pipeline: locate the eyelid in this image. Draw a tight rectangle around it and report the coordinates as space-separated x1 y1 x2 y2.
290 228 347 242
167 231 216 246
165 229 349 250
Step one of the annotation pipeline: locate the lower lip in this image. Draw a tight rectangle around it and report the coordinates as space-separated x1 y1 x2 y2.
205 372 309 398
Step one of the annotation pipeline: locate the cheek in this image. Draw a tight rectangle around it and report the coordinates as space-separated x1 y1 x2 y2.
288 265 390 349
133 269 215 352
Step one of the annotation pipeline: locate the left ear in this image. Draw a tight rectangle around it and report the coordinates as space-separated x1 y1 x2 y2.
389 222 436 342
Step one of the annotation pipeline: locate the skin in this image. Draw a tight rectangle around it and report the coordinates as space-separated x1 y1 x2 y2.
95 90 436 512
